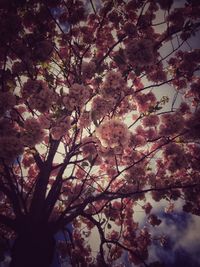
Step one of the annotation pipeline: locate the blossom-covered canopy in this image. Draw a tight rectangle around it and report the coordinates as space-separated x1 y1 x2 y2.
0 0 200 266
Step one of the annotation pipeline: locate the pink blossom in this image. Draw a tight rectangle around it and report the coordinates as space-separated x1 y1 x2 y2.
96 119 130 149
100 71 126 99
91 95 114 119
51 116 71 140
167 156 188 172
159 112 185 136
22 80 54 112
0 136 23 163
21 117 44 146
63 83 91 111
190 79 200 102
125 39 155 67
63 95 77 111
179 102 190 114
142 115 160 127
81 61 96 79
185 109 200 140
146 128 158 140
81 137 97 158
0 118 17 137
38 114 51 129
123 22 137 36
0 91 16 115
135 92 157 113
22 153 35 168
148 214 162 226
147 67 167 82
78 111 91 128
97 145 115 158
130 134 146 147
127 164 146 181
164 143 182 156
22 80 43 98
29 87 54 112
142 203 153 214
164 143 188 172
51 126 64 140
33 40 53 61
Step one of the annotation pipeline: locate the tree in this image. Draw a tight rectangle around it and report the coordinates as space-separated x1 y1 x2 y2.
0 0 200 266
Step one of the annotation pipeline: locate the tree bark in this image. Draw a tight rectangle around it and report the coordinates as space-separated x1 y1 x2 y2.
10 225 55 267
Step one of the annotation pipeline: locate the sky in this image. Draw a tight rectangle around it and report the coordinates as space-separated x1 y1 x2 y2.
150 212 200 267
132 196 200 267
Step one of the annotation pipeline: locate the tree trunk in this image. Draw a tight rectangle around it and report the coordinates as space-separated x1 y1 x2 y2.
10 225 55 267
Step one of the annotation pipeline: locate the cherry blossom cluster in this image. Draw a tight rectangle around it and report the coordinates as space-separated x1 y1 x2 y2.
125 162 147 187
125 38 156 67
99 70 129 100
96 119 130 149
78 111 91 129
0 91 16 116
134 92 157 113
142 114 160 128
0 119 23 163
63 83 91 111
50 116 71 140
91 95 115 120
22 79 54 112
81 137 97 157
148 214 162 226
1 0 200 266
163 143 188 172
185 109 200 140
21 117 44 147
81 61 96 80
159 112 185 136
146 63 167 82
0 135 23 164
187 77 200 105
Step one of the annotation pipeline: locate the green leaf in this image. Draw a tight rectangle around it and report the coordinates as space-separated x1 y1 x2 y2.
81 161 89 168
91 110 99 127
107 223 112 229
60 87 64 96
155 106 163 111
